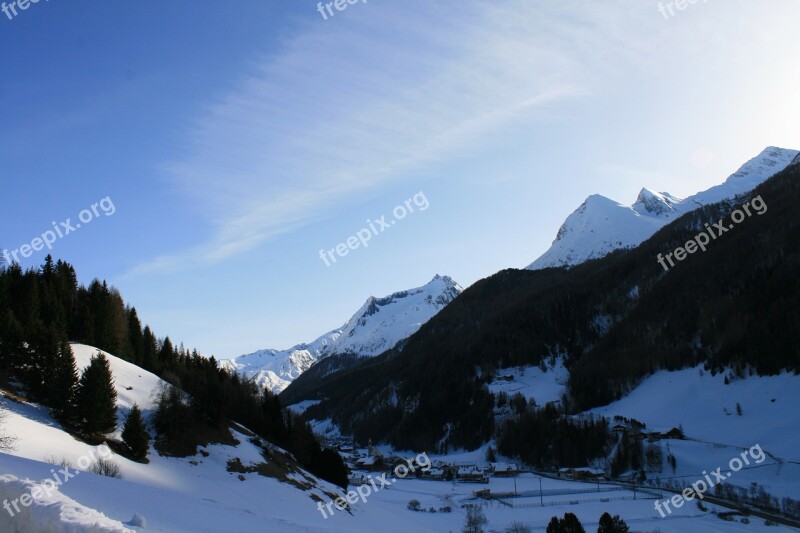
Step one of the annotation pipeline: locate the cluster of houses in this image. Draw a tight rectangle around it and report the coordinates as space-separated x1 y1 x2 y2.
328 418 687 488
331 437 523 486
610 416 685 442
347 460 522 486
556 467 607 481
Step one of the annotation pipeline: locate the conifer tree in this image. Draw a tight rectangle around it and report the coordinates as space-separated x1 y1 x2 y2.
598 512 630 533
122 404 150 461
547 517 562 533
77 352 117 434
560 513 584 533
51 341 79 424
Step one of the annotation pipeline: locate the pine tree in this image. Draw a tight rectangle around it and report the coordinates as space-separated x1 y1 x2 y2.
546 516 562 533
51 341 79 425
560 513 584 533
77 352 117 434
598 512 630 532
486 446 496 462
122 404 150 461
159 337 175 368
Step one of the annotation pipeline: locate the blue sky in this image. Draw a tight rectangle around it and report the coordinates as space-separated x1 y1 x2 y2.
2 0 799 358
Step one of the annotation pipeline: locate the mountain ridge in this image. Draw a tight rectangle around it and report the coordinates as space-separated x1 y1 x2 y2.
527 146 799 270
221 275 462 392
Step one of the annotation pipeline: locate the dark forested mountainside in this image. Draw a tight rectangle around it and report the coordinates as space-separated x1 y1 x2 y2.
286 162 800 453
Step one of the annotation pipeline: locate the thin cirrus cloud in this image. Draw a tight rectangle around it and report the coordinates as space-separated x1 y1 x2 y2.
124 1 622 278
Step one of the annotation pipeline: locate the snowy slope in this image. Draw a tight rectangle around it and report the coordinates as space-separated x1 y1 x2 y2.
0 343 353 532
0 472 134 533
2 345 794 531
487 358 569 406
221 275 462 393
527 147 799 270
1 344 163 476
589 366 800 500
588 366 800 461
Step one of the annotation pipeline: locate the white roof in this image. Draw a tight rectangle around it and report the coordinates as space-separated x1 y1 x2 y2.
490 462 518 471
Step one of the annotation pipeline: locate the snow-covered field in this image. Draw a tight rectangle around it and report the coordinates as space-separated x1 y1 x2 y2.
1 346 798 532
487 359 569 406
590 366 800 499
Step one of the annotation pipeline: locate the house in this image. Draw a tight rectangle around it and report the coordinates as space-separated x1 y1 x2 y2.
571 467 605 481
488 462 519 477
348 473 369 486
663 427 685 439
457 466 488 483
424 467 449 481
557 467 605 481
355 456 384 471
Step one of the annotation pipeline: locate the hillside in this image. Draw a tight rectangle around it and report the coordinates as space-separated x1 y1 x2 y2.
0 344 349 532
286 150 800 453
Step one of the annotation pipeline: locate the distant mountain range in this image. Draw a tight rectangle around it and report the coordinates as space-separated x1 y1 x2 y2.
281 146 800 453
527 147 799 270
224 148 800 395
221 275 463 392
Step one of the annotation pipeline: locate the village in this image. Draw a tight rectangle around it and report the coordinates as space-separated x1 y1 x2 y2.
324 414 689 489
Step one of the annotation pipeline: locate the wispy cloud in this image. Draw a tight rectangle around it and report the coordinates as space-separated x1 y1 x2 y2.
125 1 626 277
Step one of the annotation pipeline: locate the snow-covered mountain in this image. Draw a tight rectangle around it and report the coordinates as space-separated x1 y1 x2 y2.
221 275 463 393
527 147 799 270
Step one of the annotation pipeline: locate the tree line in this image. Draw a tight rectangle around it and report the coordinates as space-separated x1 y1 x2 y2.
0 256 347 487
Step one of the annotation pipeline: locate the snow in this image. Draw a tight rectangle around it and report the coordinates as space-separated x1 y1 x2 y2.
589 366 800 499
0 473 133 532
287 400 322 415
71 344 161 413
221 275 462 393
0 343 353 532
2 346 796 531
527 146 799 270
487 359 569 406
0 324 796 531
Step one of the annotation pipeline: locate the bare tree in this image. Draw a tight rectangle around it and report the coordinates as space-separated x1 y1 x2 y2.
463 504 488 533
0 402 18 451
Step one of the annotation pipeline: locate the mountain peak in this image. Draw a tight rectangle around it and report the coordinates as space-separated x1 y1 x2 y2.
528 146 799 271
222 275 463 392
429 273 460 288
633 188 681 216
